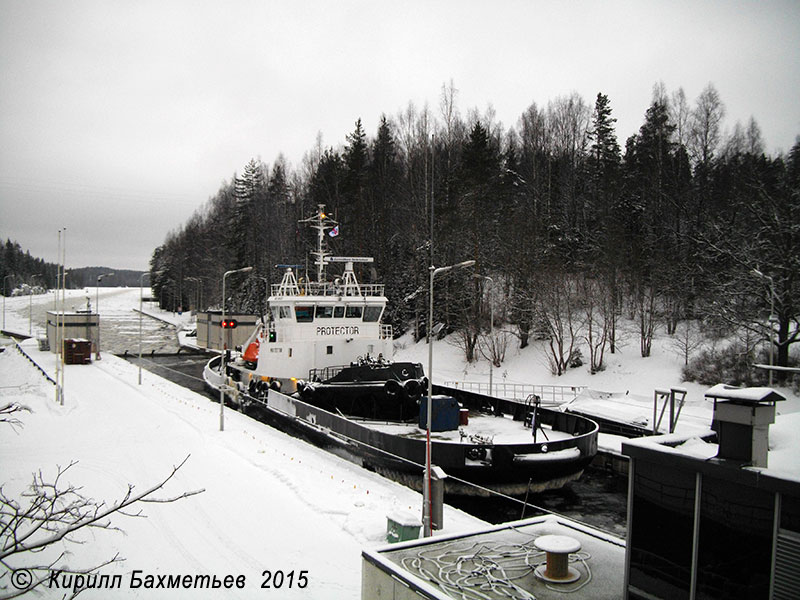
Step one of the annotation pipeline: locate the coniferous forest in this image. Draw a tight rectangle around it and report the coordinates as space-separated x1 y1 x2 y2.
150 83 800 382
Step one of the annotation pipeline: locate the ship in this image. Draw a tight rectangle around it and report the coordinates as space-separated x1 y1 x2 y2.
204 205 598 495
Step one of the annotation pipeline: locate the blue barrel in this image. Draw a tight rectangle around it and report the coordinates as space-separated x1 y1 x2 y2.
419 396 461 432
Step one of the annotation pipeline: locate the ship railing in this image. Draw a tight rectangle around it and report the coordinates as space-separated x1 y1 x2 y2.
443 381 587 406
309 365 348 381
270 281 385 297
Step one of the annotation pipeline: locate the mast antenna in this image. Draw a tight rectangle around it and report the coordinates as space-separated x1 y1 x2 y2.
298 204 337 283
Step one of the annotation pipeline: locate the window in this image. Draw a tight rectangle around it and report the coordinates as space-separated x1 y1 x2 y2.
628 463 695 600
278 306 291 319
696 476 773 599
333 306 344 318
345 306 362 318
316 305 334 319
326 345 333 355
295 306 314 322
362 306 383 322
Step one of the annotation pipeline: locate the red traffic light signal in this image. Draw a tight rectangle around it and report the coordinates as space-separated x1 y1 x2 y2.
220 319 238 329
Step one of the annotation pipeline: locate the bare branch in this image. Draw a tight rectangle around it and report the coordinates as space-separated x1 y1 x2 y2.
0 455 202 598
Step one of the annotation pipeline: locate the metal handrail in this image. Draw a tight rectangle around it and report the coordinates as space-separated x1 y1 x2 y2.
270 281 386 297
443 381 586 405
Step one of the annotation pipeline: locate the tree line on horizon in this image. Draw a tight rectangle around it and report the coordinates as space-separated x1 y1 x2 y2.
150 81 800 380
0 240 145 294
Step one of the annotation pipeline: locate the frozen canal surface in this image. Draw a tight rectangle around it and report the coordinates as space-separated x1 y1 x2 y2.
21 288 181 355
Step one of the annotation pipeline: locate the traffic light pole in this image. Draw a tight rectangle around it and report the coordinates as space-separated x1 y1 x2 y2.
220 266 252 432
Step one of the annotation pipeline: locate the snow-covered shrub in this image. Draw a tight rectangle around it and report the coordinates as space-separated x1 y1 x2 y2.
682 344 769 386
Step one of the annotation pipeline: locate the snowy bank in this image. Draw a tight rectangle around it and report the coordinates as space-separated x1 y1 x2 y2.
0 341 484 599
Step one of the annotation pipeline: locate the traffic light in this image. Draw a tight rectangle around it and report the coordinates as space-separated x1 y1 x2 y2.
220 319 238 329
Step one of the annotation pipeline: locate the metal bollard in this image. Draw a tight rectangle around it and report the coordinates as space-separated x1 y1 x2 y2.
431 466 447 530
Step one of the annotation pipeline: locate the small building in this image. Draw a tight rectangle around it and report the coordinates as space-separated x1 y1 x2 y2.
46 311 98 354
622 384 799 599
196 311 259 351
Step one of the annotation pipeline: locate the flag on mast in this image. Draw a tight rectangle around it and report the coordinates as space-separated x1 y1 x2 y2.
329 225 340 237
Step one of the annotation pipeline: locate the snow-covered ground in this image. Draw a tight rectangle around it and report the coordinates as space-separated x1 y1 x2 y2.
2 287 798 598
391 312 800 480
1 289 484 599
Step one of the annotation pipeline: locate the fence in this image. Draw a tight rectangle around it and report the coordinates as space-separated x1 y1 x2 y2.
443 381 586 406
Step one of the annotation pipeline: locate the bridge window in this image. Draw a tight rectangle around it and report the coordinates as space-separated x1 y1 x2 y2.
363 306 383 322
295 306 314 322
278 306 291 319
334 306 345 318
315 305 334 319
345 306 362 318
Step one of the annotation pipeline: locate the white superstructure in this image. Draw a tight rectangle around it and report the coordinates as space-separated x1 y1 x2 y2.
246 206 392 387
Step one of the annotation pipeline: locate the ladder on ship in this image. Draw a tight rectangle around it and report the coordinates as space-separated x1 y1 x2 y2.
653 387 688 434
522 393 549 443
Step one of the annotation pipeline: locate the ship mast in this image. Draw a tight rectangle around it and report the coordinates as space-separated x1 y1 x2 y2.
299 204 337 283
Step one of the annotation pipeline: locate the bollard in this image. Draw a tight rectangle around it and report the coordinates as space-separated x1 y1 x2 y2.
431 466 447 531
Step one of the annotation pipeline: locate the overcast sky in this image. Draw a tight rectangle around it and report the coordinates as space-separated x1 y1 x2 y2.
1 0 799 272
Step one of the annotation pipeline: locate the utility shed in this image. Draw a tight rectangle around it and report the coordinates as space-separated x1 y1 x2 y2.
362 515 625 599
622 384 799 600
46 311 98 354
196 311 258 351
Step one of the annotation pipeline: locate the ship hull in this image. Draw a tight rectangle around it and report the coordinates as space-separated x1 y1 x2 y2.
204 357 599 496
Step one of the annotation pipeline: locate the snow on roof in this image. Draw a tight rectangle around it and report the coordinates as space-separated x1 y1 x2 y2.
705 383 785 404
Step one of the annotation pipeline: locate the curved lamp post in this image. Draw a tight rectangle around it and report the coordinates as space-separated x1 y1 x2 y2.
424 259 475 537
138 272 151 385
751 268 776 386
138 269 166 385
2 274 12 330
220 266 253 431
29 274 42 336
95 272 114 359
475 275 494 397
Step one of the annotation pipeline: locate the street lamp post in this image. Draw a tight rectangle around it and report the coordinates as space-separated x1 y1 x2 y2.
139 272 151 385
220 266 253 432
752 269 776 386
186 277 202 312
95 272 114 359
2 274 12 330
29 274 42 336
424 259 475 537
476 275 494 396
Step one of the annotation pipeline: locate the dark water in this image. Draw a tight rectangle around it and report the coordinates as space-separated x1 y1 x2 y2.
129 353 629 537
125 353 210 394
447 467 628 537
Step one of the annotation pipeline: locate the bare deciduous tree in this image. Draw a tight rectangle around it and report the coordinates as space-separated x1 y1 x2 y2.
537 272 585 376
0 403 31 433
478 328 511 368
689 83 726 167
582 277 611 374
0 456 203 599
670 320 704 366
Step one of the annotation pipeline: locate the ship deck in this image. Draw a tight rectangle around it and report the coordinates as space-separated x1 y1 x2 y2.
356 412 575 445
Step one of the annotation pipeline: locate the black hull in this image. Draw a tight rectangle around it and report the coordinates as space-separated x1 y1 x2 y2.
207 373 599 496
